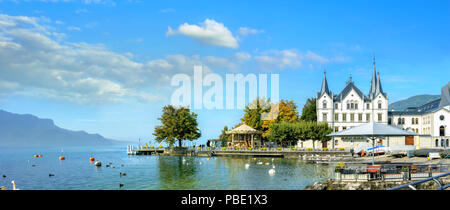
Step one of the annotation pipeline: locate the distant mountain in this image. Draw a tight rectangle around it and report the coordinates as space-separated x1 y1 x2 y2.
389 94 441 111
0 110 125 148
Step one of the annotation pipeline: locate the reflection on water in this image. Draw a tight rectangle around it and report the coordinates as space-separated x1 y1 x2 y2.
0 147 334 190
158 156 199 189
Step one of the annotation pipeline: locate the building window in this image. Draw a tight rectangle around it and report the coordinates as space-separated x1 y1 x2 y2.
350 114 354 122
358 114 363 122
323 113 327 121
398 118 402 125
366 104 370 109
435 139 439 147
350 103 354 109
388 118 392 125
347 103 350 109
335 140 339 146
378 114 382 122
415 118 419 124
343 126 347 130
323 101 327 109
378 101 382 109
440 126 445 136
343 113 347 122
411 118 415 125
366 114 370 122
335 127 339 132
335 114 339 121
402 118 405 125
335 103 338 109
355 103 358 110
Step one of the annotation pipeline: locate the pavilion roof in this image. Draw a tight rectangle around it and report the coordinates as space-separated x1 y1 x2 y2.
226 124 263 134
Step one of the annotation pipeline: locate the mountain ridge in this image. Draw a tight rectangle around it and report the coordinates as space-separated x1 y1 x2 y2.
0 109 126 148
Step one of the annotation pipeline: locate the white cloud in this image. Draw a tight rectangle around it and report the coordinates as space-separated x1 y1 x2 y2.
167 19 239 49
254 49 332 71
238 27 264 36
67 26 81 31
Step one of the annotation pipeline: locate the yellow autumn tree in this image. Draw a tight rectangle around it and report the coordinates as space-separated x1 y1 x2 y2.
262 100 299 138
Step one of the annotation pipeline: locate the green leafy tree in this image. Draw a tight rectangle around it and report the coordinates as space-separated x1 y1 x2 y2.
153 105 201 148
219 126 231 141
300 98 317 122
241 97 271 131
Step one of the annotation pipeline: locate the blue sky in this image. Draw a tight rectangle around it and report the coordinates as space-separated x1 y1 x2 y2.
0 0 449 145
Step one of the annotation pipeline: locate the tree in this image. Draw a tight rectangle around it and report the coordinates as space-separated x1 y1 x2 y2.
262 100 299 138
240 97 272 131
267 122 300 146
219 126 231 141
300 98 317 122
153 105 201 148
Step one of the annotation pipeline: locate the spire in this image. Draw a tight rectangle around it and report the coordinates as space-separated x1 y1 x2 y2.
375 71 384 96
319 70 330 97
346 74 353 85
369 55 378 99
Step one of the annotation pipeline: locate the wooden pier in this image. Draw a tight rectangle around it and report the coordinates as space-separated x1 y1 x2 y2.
127 145 351 158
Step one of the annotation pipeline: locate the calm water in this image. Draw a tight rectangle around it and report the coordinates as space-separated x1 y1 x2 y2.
0 146 334 190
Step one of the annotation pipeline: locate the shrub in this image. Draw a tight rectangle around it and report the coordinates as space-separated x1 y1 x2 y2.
261 147 267 151
293 147 297 151
150 146 155 149
222 147 226 150
323 148 328 151
306 148 312 151
277 147 282 151
197 147 201 150
248 147 252 151
339 148 345 151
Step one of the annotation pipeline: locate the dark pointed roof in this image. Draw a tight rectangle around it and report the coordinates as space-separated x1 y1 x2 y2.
368 56 377 99
333 80 366 102
319 71 331 97
374 71 386 98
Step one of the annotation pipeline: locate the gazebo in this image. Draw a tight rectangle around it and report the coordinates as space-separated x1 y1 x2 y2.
327 121 419 165
226 124 263 149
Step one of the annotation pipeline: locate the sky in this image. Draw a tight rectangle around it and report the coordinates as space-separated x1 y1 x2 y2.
0 0 449 145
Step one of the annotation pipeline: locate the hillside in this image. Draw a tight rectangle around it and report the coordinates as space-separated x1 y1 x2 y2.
0 110 124 148
388 94 440 111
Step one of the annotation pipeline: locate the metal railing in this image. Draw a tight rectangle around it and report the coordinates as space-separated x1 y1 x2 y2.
388 171 450 190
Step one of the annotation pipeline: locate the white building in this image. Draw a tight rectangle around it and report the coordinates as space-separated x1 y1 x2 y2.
388 82 450 148
315 57 388 149
302 57 450 150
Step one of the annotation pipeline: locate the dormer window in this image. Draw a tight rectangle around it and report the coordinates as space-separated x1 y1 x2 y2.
378 101 382 109
323 101 327 109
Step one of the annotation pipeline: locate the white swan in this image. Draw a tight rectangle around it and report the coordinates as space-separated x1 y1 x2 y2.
245 163 250 169
11 181 19 190
265 162 270 165
257 161 263 165
268 168 275 175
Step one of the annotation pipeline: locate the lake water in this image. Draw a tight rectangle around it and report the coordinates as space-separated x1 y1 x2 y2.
0 146 334 190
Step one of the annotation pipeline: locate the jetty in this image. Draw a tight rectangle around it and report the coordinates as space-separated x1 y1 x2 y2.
127 145 351 159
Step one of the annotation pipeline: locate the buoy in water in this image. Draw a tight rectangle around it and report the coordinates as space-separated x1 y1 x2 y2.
34 155 39 158
89 157 95 162
39 155 43 157
245 163 250 169
207 158 210 161
94 161 102 167
59 156 65 160
253 158 257 160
